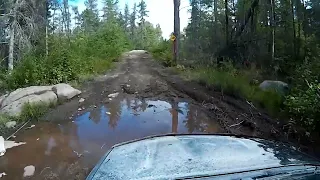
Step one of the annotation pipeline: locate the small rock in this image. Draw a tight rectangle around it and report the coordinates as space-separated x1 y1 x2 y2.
106 112 111 115
23 165 35 177
36 138 39 141
5 121 16 128
78 108 82 111
109 98 112 101
94 105 97 108
25 125 35 130
126 84 130 87
0 172 7 178
79 98 85 103
108 92 119 98
72 121 75 123
147 104 156 108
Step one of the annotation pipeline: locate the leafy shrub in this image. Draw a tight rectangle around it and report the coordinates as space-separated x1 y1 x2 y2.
5 22 129 90
150 40 173 66
19 102 56 122
284 82 320 131
184 67 283 115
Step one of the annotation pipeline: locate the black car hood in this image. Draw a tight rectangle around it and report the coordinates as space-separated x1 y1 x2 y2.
87 134 320 179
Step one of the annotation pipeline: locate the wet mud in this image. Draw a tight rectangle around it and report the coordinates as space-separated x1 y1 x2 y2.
1 50 314 179
0 51 223 179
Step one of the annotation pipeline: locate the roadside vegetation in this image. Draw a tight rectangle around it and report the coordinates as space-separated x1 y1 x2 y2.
0 0 162 129
151 0 320 135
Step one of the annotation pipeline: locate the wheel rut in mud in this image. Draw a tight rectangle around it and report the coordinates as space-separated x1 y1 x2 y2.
1 50 293 179
0 50 227 179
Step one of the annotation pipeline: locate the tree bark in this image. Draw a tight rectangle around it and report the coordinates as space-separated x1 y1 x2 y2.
271 0 275 64
291 0 296 59
214 0 218 37
297 0 301 59
225 0 229 45
173 0 180 64
8 24 14 71
46 24 48 57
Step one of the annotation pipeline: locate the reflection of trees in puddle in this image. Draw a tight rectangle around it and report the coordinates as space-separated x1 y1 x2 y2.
1 122 84 179
185 104 220 133
131 99 148 115
89 107 101 124
170 101 179 133
108 101 122 129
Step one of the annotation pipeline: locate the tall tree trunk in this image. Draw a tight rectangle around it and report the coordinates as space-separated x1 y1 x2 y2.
291 0 296 59
173 0 180 64
8 24 14 71
271 0 276 64
46 24 48 57
214 0 218 38
297 0 301 59
225 0 229 45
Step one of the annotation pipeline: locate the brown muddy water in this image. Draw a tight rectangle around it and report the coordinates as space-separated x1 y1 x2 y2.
0 98 222 179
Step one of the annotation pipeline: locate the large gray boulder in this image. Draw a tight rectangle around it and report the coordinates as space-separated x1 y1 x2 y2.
259 80 289 96
52 83 81 101
0 91 57 116
0 84 81 117
1 86 53 108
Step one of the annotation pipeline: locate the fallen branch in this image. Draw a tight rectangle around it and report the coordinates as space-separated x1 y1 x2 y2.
246 100 256 109
229 120 245 128
6 121 29 140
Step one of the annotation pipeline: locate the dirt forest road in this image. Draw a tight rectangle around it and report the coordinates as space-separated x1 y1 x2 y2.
1 50 284 179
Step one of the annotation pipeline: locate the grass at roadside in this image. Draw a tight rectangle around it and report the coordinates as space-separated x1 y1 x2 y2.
0 102 57 138
0 102 56 125
177 67 283 116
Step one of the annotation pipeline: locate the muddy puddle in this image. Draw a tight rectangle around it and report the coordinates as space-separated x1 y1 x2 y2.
0 98 222 179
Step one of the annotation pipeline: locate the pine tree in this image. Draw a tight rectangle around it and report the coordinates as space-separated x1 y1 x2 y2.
102 0 119 22
137 0 149 24
129 3 137 40
82 0 100 33
124 3 130 30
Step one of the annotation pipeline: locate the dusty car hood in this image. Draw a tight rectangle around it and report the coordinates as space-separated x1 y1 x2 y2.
87 135 319 179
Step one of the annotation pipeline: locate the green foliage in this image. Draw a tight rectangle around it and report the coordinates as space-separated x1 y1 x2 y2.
5 22 129 90
285 82 320 131
0 114 14 126
19 102 56 122
182 67 283 116
150 40 173 66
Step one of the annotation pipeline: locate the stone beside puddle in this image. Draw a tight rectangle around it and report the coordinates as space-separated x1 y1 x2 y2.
107 92 119 98
25 125 35 129
79 98 85 103
0 83 81 117
0 172 7 178
23 165 35 177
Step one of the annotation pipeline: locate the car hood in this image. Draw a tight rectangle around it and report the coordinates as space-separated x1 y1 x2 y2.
87 134 319 179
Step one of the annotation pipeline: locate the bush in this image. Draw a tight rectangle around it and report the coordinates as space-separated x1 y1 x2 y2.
183 67 283 115
284 82 320 131
19 102 55 122
150 40 173 66
5 22 129 90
